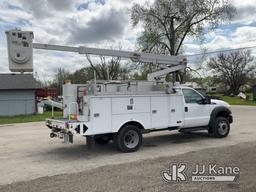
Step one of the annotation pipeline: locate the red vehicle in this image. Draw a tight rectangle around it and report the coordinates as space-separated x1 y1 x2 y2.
36 88 59 98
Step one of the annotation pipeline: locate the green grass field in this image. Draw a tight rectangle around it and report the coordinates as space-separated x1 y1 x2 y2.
209 93 256 106
0 111 63 125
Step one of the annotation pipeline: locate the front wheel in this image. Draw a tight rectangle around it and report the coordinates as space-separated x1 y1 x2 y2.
114 125 142 153
212 117 230 138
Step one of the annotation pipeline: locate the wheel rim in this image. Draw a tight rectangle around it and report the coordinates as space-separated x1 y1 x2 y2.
217 120 229 135
124 130 139 149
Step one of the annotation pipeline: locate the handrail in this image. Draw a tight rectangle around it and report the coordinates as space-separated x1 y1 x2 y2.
51 100 54 118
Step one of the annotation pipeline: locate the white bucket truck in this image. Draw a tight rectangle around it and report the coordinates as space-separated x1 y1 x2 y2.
6 30 233 152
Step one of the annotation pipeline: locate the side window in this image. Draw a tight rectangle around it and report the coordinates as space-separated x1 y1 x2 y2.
182 89 203 103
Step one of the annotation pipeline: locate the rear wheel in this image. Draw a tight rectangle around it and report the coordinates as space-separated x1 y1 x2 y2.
114 125 142 152
212 117 230 138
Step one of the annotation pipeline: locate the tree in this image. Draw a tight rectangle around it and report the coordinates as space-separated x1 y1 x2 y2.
207 50 256 94
68 67 94 84
131 0 236 82
51 68 70 94
86 55 133 80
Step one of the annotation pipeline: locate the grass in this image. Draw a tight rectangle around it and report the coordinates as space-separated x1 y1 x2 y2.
0 111 63 125
209 93 256 106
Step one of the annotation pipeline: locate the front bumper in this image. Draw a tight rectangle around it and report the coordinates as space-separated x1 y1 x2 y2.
228 114 233 124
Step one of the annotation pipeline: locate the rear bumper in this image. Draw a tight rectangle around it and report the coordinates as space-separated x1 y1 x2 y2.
46 119 67 131
45 118 91 136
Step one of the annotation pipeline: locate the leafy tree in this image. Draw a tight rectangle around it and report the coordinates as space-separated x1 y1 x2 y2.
131 0 236 82
207 50 256 94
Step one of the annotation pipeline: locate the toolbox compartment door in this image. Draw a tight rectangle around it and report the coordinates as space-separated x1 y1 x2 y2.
91 97 112 134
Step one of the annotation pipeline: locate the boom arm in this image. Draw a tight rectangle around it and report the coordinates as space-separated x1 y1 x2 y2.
33 43 183 65
6 30 187 81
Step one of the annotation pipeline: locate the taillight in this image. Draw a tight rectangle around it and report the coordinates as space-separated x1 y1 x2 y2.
83 89 88 96
70 114 78 120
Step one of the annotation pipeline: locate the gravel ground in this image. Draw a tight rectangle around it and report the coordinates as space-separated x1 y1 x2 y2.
0 141 255 192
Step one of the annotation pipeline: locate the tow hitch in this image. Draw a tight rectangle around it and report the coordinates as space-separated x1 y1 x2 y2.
50 132 57 138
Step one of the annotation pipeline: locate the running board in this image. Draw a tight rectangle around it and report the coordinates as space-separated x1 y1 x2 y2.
142 127 178 134
179 127 208 133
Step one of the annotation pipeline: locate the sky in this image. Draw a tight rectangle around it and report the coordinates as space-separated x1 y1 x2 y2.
1 0 256 81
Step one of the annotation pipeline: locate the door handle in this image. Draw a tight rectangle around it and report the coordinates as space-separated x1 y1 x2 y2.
152 110 157 114
94 113 100 117
185 107 188 112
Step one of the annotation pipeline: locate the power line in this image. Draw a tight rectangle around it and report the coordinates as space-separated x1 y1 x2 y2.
185 45 256 57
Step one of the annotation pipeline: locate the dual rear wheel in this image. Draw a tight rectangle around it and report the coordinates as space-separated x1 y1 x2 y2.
114 125 142 153
94 125 143 153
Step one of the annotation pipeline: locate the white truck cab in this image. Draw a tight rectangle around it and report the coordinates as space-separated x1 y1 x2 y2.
46 82 233 153
175 87 231 128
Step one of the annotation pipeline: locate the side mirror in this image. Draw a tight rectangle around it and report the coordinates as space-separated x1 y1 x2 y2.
205 96 211 104
199 96 211 105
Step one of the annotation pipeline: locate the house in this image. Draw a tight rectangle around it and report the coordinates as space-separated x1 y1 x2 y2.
0 74 37 116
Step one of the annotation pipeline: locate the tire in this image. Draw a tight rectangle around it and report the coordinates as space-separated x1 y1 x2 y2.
94 135 112 145
208 128 213 135
212 117 230 138
114 125 142 152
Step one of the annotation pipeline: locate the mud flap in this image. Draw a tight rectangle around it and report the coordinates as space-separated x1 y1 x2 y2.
86 136 95 149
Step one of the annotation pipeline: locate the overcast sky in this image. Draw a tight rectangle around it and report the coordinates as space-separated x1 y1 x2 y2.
1 0 256 81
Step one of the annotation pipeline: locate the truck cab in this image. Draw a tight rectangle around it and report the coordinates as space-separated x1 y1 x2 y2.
175 87 231 129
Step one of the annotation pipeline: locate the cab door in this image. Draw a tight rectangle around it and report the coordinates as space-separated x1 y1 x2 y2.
182 88 212 128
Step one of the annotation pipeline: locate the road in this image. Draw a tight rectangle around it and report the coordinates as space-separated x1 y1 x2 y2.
0 106 255 189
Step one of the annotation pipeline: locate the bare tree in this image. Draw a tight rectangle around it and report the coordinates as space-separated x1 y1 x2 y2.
52 68 70 93
67 67 95 84
86 55 132 80
207 50 256 94
131 0 236 82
